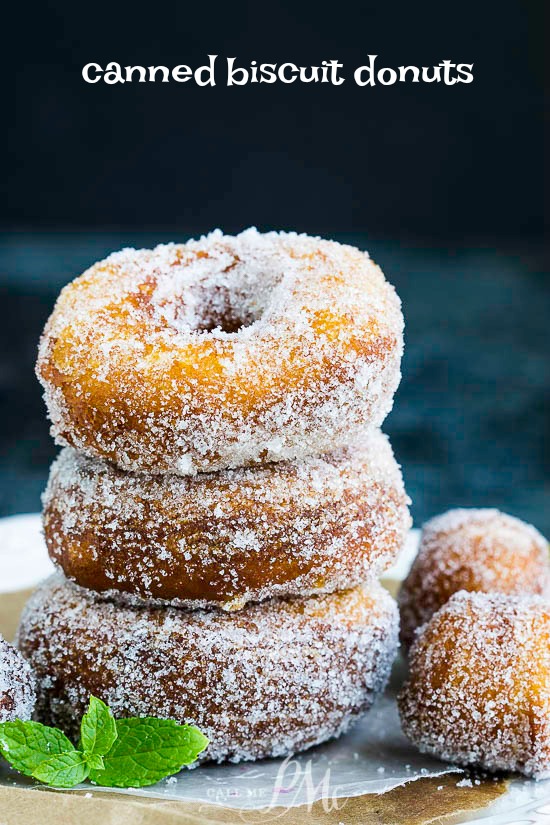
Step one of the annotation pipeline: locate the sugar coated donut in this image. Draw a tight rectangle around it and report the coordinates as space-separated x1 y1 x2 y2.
36 228 403 474
398 590 550 777
399 509 549 647
17 575 398 763
0 636 36 723
43 430 410 610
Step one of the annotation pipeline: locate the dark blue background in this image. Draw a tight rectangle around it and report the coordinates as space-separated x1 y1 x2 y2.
2 0 544 240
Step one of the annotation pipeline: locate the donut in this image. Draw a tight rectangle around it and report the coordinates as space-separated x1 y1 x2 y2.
0 636 36 723
36 228 404 474
43 430 410 610
17 575 398 763
398 590 550 777
398 509 549 647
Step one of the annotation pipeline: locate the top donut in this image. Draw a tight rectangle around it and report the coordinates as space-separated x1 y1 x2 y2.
36 228 404 474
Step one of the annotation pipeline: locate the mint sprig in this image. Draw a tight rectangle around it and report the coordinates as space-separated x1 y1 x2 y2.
0 696 208 789
79 695 117 764
89 717 209 787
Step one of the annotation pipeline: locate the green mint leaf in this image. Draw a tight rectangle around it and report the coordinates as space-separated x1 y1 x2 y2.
32 751 89 788
0 720 76 775
79 695 117 758
0 700 209 790
85 753 104 771
89 717 209 788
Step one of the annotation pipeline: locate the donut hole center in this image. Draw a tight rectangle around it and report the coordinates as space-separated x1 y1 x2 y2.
189 284 261 334
153 254 282 337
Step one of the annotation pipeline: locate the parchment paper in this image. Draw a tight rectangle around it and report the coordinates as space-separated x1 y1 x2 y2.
0 774 509 825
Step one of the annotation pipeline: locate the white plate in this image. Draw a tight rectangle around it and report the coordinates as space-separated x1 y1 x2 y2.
0 513 55 592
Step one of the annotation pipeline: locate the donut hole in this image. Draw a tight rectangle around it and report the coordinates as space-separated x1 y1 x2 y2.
187 284 262 334
152 254 283 337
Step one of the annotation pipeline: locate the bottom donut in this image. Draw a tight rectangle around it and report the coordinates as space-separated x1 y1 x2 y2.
17 575 398 764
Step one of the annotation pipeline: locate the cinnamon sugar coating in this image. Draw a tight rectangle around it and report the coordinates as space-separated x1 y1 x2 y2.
399 509 549 648
0 636 36 723
17 575 398 764
398 591 550 778
36 228 403 475
43 430 410 610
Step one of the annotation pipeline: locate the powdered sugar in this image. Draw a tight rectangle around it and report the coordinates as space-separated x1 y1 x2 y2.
398 590 550 778
42 430 411 609
0 636 36 723
17 576 399 764
36 228 403 474
398 508 549 647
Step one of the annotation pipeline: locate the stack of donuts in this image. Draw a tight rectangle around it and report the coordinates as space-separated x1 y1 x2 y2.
18 228 411 762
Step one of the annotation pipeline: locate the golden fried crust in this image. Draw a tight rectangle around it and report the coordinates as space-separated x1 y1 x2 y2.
36 229 403 474
398 509 549 647
17 576 399 763
42 430 410 609
398 591 550 777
